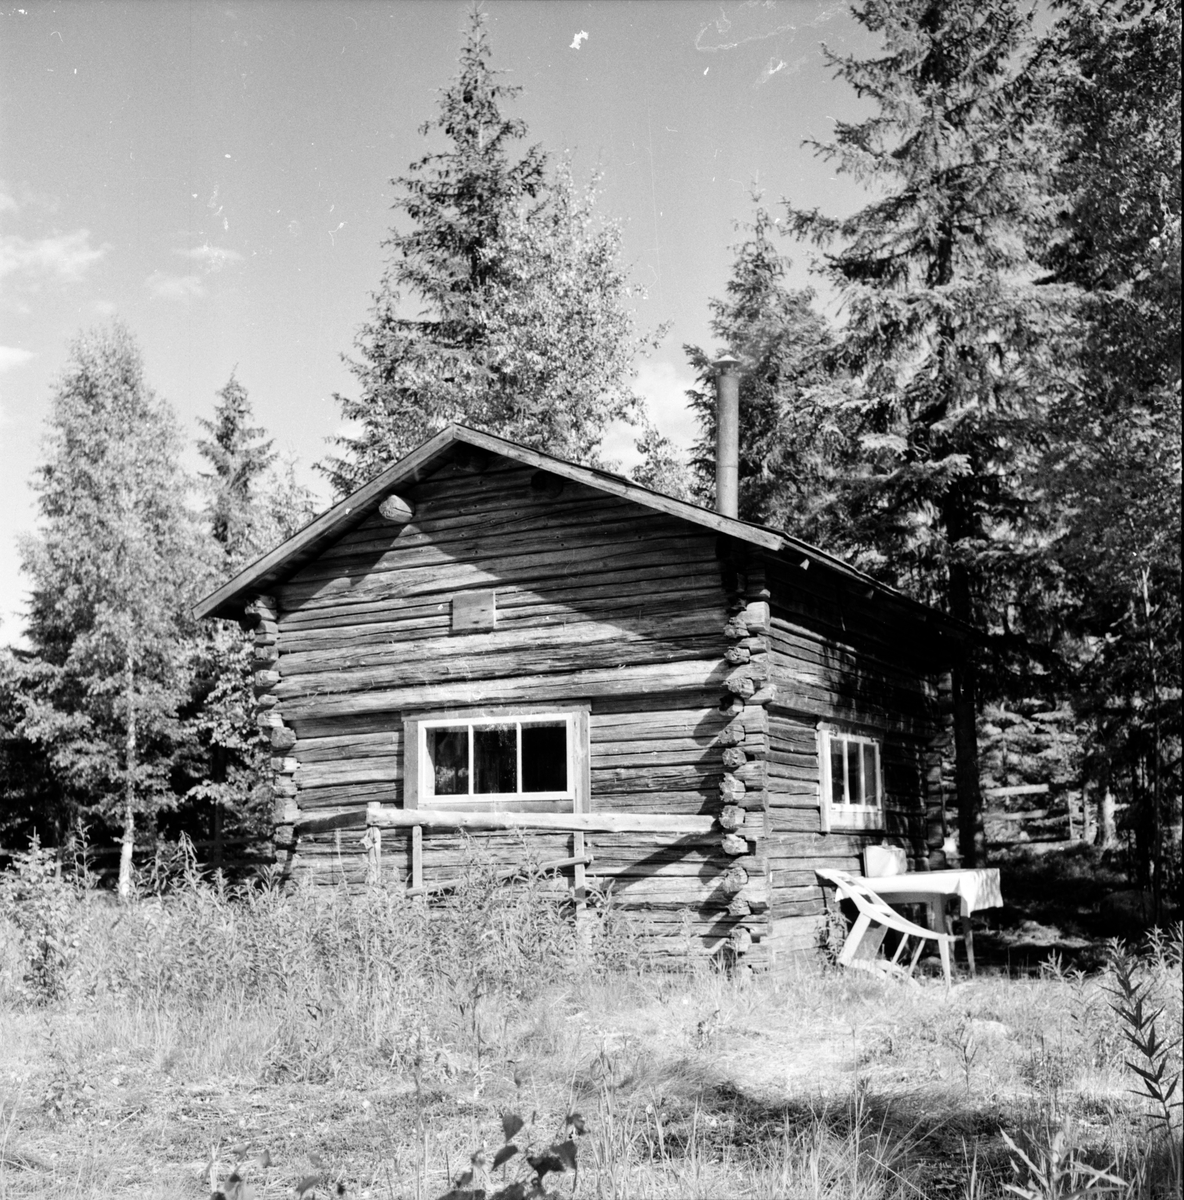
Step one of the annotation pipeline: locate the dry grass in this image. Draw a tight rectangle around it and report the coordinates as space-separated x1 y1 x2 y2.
0 844 1180 1200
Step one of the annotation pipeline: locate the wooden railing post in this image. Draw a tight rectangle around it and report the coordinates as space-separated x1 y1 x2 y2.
364 802 382 885
411 824 423 894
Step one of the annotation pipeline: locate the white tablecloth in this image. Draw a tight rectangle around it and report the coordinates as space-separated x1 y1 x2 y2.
854 868 1003 917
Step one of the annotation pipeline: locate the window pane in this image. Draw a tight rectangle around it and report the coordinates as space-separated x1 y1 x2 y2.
474 724 517 794
522 722 567 792
429 727 468 796
862 743 878 805
847 741 862 804
830 740 846 806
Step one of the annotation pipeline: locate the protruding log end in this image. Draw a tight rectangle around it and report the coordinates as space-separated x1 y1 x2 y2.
243 595 278 626
271 726 297 751
378 494 415 524
726 925 753 956
253 669 281 695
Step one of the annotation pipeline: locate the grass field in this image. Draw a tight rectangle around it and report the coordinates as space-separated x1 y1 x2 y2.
0 842 1180 1199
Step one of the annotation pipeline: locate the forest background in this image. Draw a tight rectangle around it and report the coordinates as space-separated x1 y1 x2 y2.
0 0 1179 911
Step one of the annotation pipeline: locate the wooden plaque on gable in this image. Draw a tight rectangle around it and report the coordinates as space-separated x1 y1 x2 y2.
452 590 496 633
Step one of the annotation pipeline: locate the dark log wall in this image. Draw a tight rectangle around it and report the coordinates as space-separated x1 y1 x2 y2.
257 456 772 961
760 555 946 959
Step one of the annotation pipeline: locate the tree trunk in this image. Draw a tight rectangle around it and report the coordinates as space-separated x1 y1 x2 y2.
1079 787 1093 844
952 656 984 866
118 652 137 901
1098 785 1117 849
1141 567 1163 921
946 544 984 867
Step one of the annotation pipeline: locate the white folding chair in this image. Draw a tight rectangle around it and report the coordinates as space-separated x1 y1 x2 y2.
816 867 954 988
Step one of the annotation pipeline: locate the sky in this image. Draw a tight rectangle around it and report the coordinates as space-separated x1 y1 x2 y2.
0 0 878 643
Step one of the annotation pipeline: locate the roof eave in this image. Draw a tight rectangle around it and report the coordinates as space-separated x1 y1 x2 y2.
193 425 461 620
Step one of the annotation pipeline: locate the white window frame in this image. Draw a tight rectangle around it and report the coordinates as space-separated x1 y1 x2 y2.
403 705 589 812
818 724 885 832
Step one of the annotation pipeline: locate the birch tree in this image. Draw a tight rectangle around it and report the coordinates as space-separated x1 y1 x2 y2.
17 323 196 897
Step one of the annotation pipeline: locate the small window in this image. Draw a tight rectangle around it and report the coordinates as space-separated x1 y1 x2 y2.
410 711 582 805
819 726 884 832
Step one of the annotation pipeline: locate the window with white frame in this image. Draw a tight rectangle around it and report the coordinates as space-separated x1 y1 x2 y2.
404 709 585 807
818 725 884 831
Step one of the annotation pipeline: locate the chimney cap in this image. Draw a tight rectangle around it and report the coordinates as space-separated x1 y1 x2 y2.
713 353 741 372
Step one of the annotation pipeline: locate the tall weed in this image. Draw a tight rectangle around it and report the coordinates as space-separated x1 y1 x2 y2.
0 841 79 1003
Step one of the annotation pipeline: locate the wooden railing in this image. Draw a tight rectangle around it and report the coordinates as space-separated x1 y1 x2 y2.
291 803 747 896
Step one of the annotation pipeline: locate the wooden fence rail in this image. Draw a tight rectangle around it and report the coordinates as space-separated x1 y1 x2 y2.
320 802 742 896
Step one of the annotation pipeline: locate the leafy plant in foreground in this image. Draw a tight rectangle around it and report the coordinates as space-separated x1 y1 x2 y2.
1105 936 1183 1192
0 840 79 1003
434 1110 586 1200
1000 1119 1126 1198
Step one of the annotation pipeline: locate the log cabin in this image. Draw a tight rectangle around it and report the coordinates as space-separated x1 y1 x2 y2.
194 369 965 967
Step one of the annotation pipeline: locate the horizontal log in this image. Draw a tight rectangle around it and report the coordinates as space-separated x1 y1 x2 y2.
407 853 590 897
594 764 722 793
984 784 1050 799
363 808 718 835
309 513 716 588
591 742 726 767
297 783 398 810
281 610 721 678
280 537 721 612
279 574 727 635
591 709 729 741
281 660 733 725
769 620 940 698
295 730 400 763
297 756 402 790
290 517 720 591
766 573 950 672
278 640 720 702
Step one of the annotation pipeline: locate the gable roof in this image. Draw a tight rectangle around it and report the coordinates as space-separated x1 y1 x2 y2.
194 424 965 644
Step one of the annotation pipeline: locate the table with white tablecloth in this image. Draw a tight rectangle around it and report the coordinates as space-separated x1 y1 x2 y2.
852 868 1003 974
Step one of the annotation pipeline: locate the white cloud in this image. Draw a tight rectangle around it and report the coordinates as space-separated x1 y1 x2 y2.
144 243 241 300
146 270 206 300
0 191 19 216
601 360 698 470
0 228 108 284
177 244 242 271
0 345 34 373
635 361 698 446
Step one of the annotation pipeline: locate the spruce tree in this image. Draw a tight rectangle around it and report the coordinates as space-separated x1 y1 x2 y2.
187 373 293 863
1041 0 1181 899
323 11 653 494
684 207 837 531
785 0 1072 864
17 323 197 896
196 371 277 565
